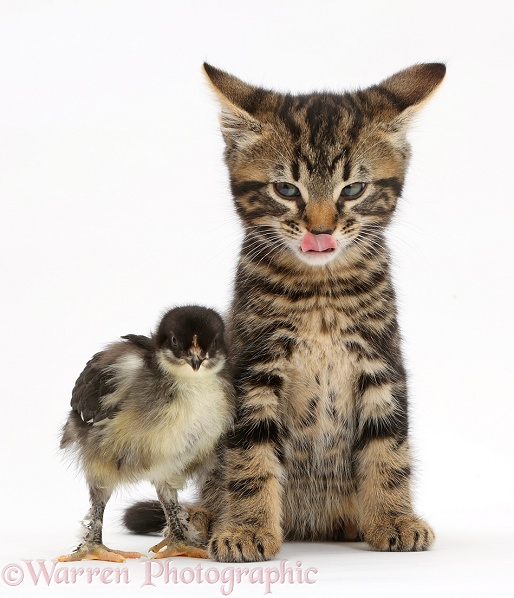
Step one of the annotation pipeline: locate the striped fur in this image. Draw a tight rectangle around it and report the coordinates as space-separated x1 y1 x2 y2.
125 63 445 560
198 63 445 561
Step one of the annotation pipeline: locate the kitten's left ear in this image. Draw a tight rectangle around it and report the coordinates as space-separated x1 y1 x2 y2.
374 63 446 129
203 63 266 148
379 63 446 108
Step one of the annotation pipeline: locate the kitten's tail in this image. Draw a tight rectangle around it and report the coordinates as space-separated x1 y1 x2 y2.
123 500 166 534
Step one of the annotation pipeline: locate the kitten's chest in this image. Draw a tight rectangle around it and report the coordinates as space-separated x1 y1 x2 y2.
280 328 358 503
281 317 357 445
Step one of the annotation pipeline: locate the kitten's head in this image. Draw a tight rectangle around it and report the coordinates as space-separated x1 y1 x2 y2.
204 63 445 268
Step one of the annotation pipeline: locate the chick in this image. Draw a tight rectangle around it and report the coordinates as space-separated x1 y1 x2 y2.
57 306 233 562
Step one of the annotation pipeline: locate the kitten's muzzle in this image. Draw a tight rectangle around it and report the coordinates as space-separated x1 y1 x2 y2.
310 227 334 235
301 231 338 253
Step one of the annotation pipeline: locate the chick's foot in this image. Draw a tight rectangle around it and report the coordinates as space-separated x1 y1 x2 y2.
149 541 208 559
57 543 144 562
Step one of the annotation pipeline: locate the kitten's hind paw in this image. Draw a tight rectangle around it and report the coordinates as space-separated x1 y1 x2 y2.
186 506 216 544
364 515 435 552
209 526 281 562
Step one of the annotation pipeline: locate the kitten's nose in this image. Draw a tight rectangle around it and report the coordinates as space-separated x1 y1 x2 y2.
310 227 334 235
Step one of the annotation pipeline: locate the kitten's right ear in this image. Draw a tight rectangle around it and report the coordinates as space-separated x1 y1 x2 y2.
203 63 264 148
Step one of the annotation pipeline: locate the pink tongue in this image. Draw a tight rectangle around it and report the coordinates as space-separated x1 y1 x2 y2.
301 232 337 253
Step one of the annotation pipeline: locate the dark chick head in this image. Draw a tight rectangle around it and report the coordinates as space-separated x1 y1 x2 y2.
155 306 227 375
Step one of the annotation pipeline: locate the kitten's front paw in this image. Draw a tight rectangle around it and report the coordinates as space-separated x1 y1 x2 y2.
209 526 281 562
364 515 435 551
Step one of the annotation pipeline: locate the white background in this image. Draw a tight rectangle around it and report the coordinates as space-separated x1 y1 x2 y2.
1 1 513 596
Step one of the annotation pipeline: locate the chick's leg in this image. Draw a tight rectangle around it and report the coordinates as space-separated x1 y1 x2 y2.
149 484 208 559
58 486 143 562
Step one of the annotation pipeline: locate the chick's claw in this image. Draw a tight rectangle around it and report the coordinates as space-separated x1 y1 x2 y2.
57 543 144 563
149 538 168 554
151 543 209 559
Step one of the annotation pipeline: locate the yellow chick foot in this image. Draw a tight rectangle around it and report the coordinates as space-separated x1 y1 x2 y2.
149 541 208 559
57 543 144 563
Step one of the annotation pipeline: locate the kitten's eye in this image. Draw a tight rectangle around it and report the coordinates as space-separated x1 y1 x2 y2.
274 182 301 199
340 182 366 198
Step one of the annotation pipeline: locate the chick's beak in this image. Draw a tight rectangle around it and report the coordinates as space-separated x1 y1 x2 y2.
188 355 203 371
187 335 204 372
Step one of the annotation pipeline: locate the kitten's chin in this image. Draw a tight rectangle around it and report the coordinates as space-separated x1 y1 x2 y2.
293 246 342 267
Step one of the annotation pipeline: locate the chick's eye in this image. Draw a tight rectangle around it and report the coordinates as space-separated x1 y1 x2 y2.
170 336 178 348
274 182 301 199
341 182 366 198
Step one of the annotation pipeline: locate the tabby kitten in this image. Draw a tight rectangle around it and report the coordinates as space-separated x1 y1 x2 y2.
126 62 445 561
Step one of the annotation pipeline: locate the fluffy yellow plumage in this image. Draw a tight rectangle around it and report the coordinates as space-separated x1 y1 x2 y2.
58 306 233 562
